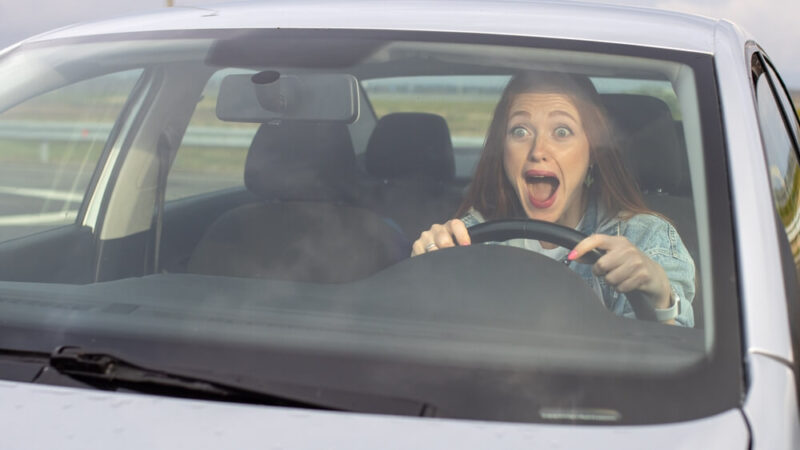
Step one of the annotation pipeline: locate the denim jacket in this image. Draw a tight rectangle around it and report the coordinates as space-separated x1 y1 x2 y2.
460 198 695 327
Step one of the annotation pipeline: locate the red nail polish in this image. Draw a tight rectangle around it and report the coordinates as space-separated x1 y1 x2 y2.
567 250 578 261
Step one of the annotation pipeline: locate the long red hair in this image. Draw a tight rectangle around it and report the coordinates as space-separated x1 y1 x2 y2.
457 72 651 221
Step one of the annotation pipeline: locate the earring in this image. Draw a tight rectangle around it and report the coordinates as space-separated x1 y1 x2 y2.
584 164 595 187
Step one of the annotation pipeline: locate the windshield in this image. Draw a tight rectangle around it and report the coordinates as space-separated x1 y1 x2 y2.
0 30 740 424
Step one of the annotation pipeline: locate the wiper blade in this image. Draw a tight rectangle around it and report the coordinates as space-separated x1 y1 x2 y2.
48 346 332 410
47 346 435 416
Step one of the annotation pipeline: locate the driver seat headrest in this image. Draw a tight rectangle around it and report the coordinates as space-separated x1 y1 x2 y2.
365 113 455 182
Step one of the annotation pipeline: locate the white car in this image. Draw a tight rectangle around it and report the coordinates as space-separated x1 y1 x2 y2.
0 1 798 448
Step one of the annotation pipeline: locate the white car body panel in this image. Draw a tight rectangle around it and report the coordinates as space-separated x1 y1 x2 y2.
1 379 749 449
743 353 800 449
23 1 717 54
711 21 795 364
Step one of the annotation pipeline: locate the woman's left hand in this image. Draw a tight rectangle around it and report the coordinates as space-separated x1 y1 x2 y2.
568 234 672 309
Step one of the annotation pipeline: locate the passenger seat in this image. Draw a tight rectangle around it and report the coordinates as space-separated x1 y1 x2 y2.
187 121 409 282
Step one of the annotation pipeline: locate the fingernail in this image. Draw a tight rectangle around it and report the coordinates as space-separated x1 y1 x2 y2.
567 250 577 261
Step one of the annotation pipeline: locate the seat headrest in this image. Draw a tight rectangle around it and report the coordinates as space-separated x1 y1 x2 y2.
600 94 690 195
244 121 357 202
365 113 455 181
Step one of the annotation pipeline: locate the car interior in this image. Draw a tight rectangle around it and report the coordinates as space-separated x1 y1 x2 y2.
0 35 703 325
166 74 701 321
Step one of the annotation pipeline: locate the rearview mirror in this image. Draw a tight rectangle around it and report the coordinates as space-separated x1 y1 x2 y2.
216 72 359 123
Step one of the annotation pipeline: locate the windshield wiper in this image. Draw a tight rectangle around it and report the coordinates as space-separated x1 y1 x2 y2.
45 346 435 416
47 346 331 410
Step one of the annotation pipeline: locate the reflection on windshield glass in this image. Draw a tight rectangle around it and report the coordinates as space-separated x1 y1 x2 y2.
0 31 735 425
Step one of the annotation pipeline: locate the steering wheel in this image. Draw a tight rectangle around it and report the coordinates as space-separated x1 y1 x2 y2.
467 219 658 321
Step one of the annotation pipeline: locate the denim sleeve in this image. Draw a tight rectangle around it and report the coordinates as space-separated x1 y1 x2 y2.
620 215 696 327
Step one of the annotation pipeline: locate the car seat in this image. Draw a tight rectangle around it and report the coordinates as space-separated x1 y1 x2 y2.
363 112 464 239
186 121 410 282
600 93 701 324
600 93 697 260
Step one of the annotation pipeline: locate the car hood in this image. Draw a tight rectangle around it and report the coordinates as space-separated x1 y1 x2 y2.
1 379 748 449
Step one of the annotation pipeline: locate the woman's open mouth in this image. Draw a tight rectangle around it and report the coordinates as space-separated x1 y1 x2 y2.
525 170 559 209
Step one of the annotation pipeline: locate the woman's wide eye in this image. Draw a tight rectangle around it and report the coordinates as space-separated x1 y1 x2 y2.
510 126 529 139
554 126 573 138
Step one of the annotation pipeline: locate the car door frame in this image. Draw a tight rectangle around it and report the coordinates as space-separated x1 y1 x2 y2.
741 41 800 446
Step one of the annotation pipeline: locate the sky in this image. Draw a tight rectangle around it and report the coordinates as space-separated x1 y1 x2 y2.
1 0 798 88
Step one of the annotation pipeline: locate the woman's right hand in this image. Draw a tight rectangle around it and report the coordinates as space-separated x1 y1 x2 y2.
411 219 472 256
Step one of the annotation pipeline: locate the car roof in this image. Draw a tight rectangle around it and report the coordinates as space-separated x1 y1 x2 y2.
19 0 739 54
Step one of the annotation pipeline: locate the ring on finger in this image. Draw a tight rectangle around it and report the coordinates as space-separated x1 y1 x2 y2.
425 242 438 251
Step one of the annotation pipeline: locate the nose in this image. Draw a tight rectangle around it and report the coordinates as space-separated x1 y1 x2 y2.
528 135 550 161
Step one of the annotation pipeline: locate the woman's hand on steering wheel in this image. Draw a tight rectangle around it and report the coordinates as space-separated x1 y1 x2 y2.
411 219 471 256
569 234 672 310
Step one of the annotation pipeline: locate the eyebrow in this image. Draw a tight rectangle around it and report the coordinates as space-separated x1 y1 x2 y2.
549 110 578 121
509 111 530 120
508 110 578 122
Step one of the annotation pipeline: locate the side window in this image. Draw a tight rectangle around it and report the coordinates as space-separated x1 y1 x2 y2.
361 76 509 178
763 60 800 147
592 78 681 119
753 53 800 379
165 69 259 201
754 57 800 273
361 76 683 179
0 70 142 243
362 76 508 146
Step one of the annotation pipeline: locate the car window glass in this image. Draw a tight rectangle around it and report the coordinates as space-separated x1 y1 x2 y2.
165 69 259 201
362 76 509 148
361 75 508 178
0 70 142 242
756 70 800 261
362 76 682 179
763 60 800 146
0 32 742 425
592 78 681 119
754 55 800 401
